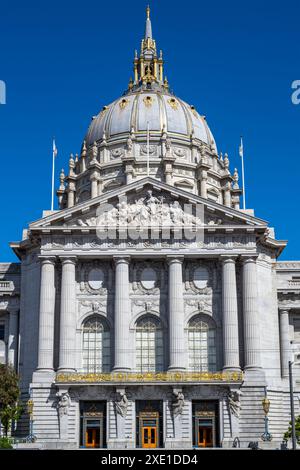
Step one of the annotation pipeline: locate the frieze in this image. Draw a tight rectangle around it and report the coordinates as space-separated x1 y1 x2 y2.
43 236 255 250
55 371 244 384
277 262 300 270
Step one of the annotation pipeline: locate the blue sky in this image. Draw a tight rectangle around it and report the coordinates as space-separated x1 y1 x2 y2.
0 0 299 261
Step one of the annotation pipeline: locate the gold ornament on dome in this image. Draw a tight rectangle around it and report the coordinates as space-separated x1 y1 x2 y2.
168 98 178 110
119 98 129 110
190 105 198 117
99 105 109 118
55 370 243 384
143 95 153 107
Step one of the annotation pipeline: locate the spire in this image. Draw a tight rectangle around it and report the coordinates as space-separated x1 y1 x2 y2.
145 5 152 40
130 6 166 88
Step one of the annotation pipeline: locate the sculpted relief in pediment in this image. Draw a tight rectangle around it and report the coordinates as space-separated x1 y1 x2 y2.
76 190 204 229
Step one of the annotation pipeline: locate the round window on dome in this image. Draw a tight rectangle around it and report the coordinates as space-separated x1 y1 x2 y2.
88 268 105 290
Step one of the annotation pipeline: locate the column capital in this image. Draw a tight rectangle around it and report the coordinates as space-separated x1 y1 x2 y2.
166 255 184 265
8 307 19 315
38 256 57 265
113 256 131 266
220 255 238 263
279 308 291 314
59 256 77 265
240 254 258 263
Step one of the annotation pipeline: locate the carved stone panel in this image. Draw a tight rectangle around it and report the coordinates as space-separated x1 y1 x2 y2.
78 261 109 295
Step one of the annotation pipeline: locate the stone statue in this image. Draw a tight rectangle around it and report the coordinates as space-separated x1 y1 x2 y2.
56 392 71 417
227 390 242 418
127 135 133 153
165 136 172 157
115 391 128 418
172 391 185 417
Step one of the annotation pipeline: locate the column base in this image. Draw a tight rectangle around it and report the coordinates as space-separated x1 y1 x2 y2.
57 368 76 374
32 369 56 383
112 367 132 373
223 366 241 372
167 367 186 372
242 368 266 385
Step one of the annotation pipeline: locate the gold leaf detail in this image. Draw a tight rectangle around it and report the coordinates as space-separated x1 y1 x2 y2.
168 98 179 110
143 96 153 107
119 98 129 110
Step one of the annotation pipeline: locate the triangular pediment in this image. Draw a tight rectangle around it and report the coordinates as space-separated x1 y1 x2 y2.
29 177 268 231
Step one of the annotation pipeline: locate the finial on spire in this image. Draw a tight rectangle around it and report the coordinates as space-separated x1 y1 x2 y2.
145 4 152 40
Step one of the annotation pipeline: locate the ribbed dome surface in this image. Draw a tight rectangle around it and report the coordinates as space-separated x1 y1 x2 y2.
85 90 215 147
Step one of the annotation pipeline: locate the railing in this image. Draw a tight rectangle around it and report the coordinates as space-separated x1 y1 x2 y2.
0 281 15 291
289 280 300 288
55 370 243 384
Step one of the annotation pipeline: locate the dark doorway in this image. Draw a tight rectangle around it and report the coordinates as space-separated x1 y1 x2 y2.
80 401 106 448
192 400 219 448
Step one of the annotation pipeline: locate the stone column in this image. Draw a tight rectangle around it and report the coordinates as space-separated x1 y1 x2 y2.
200 170 208 198
168 257 186 371
242 256 261 370
58 257 77 372
8 308 19 369
279 309 291 377
221 257 240 371
91 173 98 198
37 257 56 371
113 257 131 372
224 182 231 207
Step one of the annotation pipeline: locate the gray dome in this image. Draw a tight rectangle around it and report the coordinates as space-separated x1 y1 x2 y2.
85 90 215 148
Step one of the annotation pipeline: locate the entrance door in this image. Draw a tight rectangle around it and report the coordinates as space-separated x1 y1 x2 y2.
192 401 218 448
83 418 103 448
139 411 160 448
85 427 100 448
142 426 157 448
198 422 213 448
80 402 107 448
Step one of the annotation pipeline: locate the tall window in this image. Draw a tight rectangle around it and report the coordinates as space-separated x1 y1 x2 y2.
136 317 164 373
188 316 216 372
82 317 110 373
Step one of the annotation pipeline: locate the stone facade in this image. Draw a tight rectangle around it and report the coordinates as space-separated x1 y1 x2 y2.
1 7 299 449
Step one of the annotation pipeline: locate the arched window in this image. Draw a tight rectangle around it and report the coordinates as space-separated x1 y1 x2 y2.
188 316 216 372
82 317 110 373
136 316 164 373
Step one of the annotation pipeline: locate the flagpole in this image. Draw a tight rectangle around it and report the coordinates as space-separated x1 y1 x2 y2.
240 136 246 210
51 138 56 211
147 121 150 176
